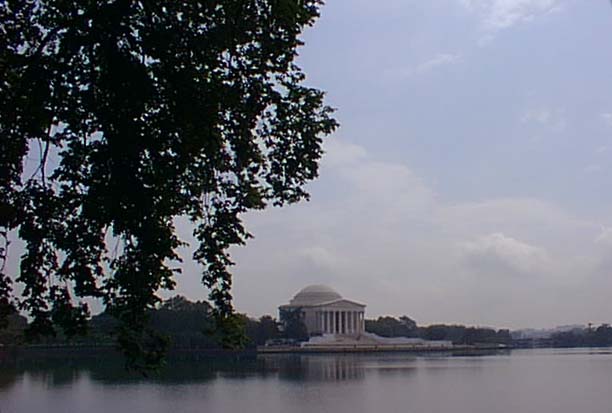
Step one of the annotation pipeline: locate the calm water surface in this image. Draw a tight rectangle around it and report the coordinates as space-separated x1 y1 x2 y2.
2 348 612 413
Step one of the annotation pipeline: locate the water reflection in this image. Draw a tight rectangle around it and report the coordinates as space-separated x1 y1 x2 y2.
0 368 18 391
0 352 375 389
4 349 612 413
0 351 513 390
0 355 260 388
260 354 365 381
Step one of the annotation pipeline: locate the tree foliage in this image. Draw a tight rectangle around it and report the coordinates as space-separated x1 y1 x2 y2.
364 317 513 346
0 0 337 367
0 313 27 345
279 307 308 341
245 314 280 346
551 324 612 348
364 315 417 338
24 295 280 352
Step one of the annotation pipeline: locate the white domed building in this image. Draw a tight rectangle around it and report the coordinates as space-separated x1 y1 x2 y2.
279 285 366 337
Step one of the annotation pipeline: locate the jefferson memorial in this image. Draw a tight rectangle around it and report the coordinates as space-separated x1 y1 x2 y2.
273 284 454 351
279 285 366 336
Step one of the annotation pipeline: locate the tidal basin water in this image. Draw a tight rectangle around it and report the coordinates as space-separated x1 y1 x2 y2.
2 348 612 413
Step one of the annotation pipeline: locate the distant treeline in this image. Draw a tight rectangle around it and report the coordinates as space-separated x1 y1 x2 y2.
70 296 285 349
364 316 512 345
1 297 610 350
550 325 612 348
0 296 283 349
0 313 27 345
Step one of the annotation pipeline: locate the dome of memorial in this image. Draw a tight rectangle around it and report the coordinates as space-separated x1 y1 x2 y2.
289 284 342 306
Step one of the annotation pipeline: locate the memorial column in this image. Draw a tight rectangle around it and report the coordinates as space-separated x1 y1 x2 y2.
347 311 351 334
361 312 365 333
333 311 337 334
344 311 348 334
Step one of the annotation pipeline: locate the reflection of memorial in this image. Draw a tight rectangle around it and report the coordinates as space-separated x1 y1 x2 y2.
260 355 365 381
305 356 365 381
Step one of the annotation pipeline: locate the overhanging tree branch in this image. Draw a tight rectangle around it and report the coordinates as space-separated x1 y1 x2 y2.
0 0 337 369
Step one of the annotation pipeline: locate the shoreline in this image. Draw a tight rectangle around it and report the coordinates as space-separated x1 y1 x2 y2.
0 343 506 363
257 344 504 354
4 342 608 364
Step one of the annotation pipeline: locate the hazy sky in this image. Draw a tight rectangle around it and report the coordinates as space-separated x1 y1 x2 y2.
192 0 612 330
9 0 612 329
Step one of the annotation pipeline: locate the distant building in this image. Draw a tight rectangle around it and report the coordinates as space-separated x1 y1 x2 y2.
272 284 454 351
279 285 366 337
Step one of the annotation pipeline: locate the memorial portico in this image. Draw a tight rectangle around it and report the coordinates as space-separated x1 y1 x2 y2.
279 285 366 336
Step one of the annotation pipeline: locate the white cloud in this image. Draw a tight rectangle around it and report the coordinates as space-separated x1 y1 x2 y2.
461 0 564 31
601 112 612 127
441 197 593 241
521 108 551 124
595 226 612 247
584 164 603 174
321 138 436 219
298 246 344 272
459 232 550 275
520 107 566 131
392 53 462 78
217 139 612 328
412 53 462 75
322 139 367 168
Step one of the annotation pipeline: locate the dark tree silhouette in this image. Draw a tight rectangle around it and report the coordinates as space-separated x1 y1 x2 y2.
279 307 308 342
365 316 418 338
245 315 280 346
0 0 337 369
